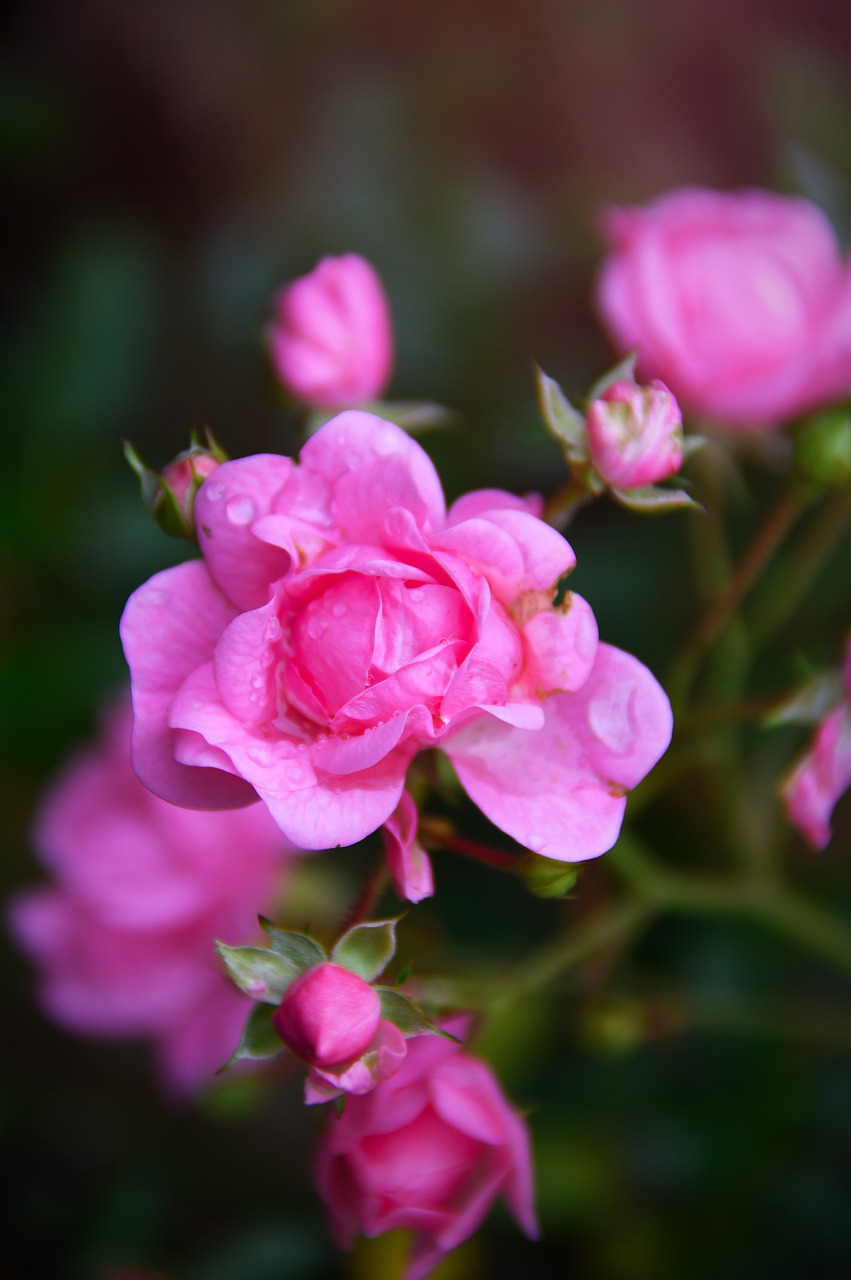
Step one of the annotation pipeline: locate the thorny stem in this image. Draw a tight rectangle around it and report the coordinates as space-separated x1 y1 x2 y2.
419 820 520 873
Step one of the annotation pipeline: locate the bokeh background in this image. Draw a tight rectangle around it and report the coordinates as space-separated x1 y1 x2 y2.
4 2 851 1278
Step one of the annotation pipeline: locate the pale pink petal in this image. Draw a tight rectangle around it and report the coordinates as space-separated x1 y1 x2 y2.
432 509 575 605
383 791 434 903
120 563 257 809
447 489 544 524
521 592 599 695
445 643 672 861
782 706 851 851
195 455 295 609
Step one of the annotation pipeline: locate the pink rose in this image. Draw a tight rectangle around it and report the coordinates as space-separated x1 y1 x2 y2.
267 254 393 409
596 188 851 429
586 378 683 488
314 1025 538 1280
8 696 294 1095
274 961 407 1105
781 640 851 851
121 411 672 863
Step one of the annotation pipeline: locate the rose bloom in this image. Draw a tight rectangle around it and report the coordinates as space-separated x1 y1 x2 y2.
782 639 851 851
121 411 672 862
596 187 851 430
315 1024 537 1280
267 253 393 409
9 696 294 1095
585 378 683 489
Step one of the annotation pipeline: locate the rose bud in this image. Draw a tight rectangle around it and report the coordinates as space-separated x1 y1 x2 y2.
586 379 683 489
267 253 393 409
273 962 381 1067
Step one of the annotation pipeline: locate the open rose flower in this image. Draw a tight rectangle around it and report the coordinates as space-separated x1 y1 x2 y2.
781 639 851 851
121 412 672 862
315 1021 538 1280
596 187 851 430
8 696 295 1095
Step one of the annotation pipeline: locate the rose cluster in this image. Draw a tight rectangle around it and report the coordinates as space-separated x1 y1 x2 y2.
121 411 672 864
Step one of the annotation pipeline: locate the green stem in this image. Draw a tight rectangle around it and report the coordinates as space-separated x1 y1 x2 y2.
746 487 851 655
669 489 806 710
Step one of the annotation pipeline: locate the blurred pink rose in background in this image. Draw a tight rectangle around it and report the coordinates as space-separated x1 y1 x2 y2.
596 188 851 430
267 253 394 409
315 1022 538 1280
120 411 672 864
586 378 683 488
782 640 851 851
9 696 295 1095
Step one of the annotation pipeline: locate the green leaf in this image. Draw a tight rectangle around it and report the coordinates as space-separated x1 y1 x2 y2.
610 484 703 514
331 919 398 982
585 351 638 403
533 364 587 455
682 434 708 460
218 1002 285 1072
765 670 844 728
376 987 450 1039
258 919 326 972
215 942 299 1004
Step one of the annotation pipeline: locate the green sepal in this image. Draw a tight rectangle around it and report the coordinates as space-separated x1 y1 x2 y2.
585 351 638 404
533 364 587 457
218 1002 285 1073
258 918 326 972
609 484 703 514
331 918 398 983
764 670 844 729
519 853 580 899
794 407 851 487
376 987 458 1040
215 942 299 1004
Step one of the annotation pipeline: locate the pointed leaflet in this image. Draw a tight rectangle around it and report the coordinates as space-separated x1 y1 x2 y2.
610 484 703 514
259 918 326 972
215 941 298 1004
331 919 398 983
376 986 452 1039
585 351 638 404
533 364 587 457
219 1002 285 1072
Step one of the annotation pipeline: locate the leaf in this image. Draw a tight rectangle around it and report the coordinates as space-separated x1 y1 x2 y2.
258 919 326 972
610 484 703 514
376 987 449 1039
765 670 844 728
585 351 638 404
332 919 398 982
218 1003 285 1072
533 364 587 455
215 942 299 1004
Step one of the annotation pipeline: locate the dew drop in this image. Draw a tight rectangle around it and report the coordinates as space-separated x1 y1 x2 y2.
251 673 265 689
246 746 273 768
143 588 170 607
587 687 638 755
409 588 425 604
205 483 226 503
226 495 256 526
307 616 327 639
332 602 347 619
287 765 305 786
373 433 396 457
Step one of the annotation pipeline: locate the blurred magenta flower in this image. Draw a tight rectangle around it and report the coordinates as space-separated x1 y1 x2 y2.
315 1022 538 1280
9 696 295 1094
596 188 851 429
586 378 683 488
267 253 394 408
121 412 672 863
782 641 851 850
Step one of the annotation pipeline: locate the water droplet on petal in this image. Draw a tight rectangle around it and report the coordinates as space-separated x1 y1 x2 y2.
251 673 264 689
226 495 256 526
246 746 273 767
332 602 347 619
373 433 396 457
205 483 226 503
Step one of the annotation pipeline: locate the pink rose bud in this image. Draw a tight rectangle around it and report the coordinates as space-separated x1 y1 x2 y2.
267 254 393 409
273 962 381 1067
596 187 851 430
160 453 220 529
586 379 683 489
315 1026 538 1279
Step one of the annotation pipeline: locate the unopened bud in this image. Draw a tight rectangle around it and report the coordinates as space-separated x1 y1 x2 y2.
124 431 227 539
586 379 683 489
794 408 851 488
